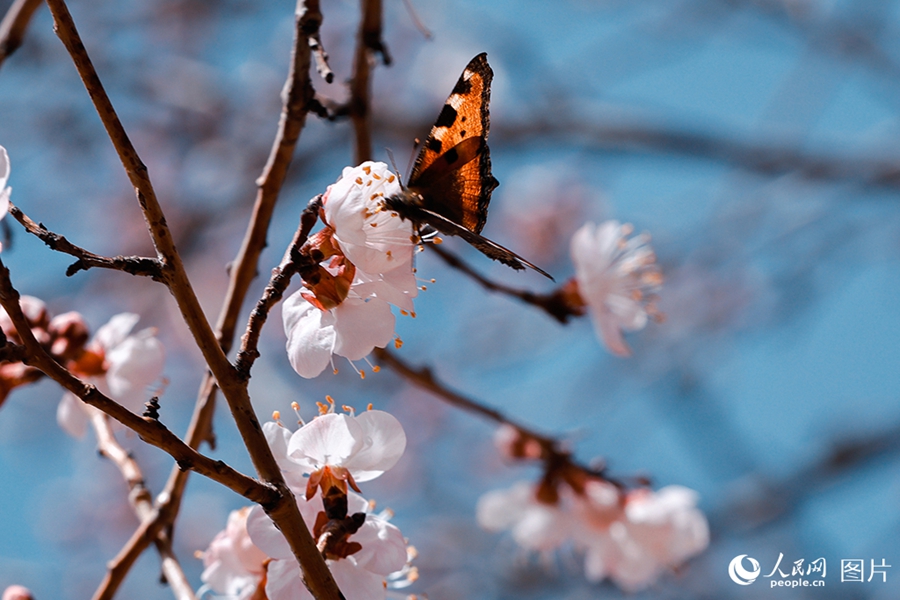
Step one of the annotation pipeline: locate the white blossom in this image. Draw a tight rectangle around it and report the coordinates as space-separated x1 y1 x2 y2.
570 221 662 356
323 161 416 278
478 480 708 592
283 289 395 379
57 313 165 437
246 492 408 600
263 408 406 493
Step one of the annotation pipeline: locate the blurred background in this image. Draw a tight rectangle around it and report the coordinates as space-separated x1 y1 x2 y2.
2 0 900 598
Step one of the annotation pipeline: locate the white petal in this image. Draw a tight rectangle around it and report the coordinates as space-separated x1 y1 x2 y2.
283 291 336 379
343 410 406 482
105 329 164 411
246 505 292 560
330 559 386 600
591 305 632 357
265 558 314 600
331 298 394 362
476 482 534 532
351 269 417 313
0 186 9 224
265 421 314 492
0 145 9 187
351 516 407 575
57 392 89 438
287 413 363 471
94 313 140 351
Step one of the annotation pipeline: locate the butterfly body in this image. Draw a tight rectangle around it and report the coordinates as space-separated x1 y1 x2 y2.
383 53 552 280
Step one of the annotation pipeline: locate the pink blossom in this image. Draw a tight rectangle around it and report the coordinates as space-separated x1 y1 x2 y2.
569 221 663 356
200 507 268 599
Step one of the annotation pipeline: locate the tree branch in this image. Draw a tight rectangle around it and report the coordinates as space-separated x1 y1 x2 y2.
349 0 389 163
429 244 575 323
0 259 276 505
89 412 197 600
8 203 164 280
42 0 342 596
0 0 42 70
235 195 321 379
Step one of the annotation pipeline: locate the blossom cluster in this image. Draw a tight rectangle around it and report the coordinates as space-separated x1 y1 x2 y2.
200 402 414 600
0 295 164 436
477 426 708 591
283 162 419 378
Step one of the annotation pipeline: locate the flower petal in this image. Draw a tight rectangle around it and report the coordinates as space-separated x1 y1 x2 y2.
342 410 406 482
93 313 140 351
246 505 293 560
331 298 394 362
330 558 386 600
350 516 408 575
265 558 314 600
287 413 364 471
105 329 164 411
283 291 336 378
57 392 89 438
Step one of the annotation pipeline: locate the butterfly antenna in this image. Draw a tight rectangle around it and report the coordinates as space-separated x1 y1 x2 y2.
405 137 421 183
385 147 403 187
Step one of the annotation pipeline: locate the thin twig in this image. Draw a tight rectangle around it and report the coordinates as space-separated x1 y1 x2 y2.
429 244 575 323
400 0 432 39
350 0 389 163
90 413 198 600
8 203 164 279
42 0 341 595
235 195 321 379
0 0 43 70
133 1 328 593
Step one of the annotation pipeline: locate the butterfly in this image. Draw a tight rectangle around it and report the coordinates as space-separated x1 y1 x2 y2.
383 53 553 280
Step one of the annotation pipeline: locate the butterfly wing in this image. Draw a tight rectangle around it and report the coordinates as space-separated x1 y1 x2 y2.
407 53 496 234
393 53 553 280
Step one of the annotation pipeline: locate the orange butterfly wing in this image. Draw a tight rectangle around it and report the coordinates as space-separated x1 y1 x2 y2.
385 53 553 279
407 52 497 234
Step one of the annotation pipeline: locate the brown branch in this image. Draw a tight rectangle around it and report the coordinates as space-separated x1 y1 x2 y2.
89 412 197 600
374 346 630 496
0 0 42 70
429 244 576 323
0 260 276 505
235 195 322 378
349 0 389 163
141 2 329 595
41 0 341 596
8 203 164 280
373 346 559 452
